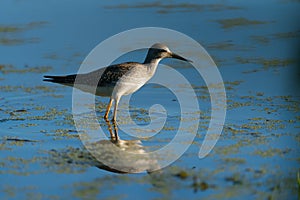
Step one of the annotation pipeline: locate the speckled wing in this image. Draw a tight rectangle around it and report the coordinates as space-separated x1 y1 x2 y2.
96 62 137 87
43 62 138 87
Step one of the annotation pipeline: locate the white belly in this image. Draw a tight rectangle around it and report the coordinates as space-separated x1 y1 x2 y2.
112 68 151 98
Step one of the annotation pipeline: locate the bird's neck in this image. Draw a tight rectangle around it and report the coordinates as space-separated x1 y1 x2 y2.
143 55 162 64
143 58 162 75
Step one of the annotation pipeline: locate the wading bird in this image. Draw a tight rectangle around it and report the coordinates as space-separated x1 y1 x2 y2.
44 43 191 123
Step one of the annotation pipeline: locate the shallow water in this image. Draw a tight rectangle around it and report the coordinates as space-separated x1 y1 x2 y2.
0 0 299 199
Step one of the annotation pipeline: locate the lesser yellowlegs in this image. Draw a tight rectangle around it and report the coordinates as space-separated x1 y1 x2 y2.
44 43 191 122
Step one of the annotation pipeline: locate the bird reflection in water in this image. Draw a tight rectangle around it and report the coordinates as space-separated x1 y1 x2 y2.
83 120 160 174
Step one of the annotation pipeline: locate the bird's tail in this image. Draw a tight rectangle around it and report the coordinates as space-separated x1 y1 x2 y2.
43 74 77 86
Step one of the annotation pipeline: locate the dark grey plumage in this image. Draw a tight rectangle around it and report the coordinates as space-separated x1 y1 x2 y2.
44 62 139 88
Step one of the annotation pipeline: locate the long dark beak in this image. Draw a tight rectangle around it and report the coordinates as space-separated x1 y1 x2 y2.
170 52 193 63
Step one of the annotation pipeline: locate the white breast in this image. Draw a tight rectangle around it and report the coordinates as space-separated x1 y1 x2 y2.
112 65 154 98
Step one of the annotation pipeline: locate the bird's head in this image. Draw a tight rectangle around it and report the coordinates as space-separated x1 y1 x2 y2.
144 43 192 63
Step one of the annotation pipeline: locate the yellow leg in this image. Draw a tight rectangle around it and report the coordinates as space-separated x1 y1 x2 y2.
105 118 118 140
112 98 119 124
113 122 119 141
104 98 113 121
105 119 114 138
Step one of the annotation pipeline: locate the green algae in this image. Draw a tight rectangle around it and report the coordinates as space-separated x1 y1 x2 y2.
0 142 11 150
2 185 60 200
0 37 40 45
273 31 300 39
175 170 189 179
223 157 246 164
71 177 128 200
0 85 55 94
105 2 241 13
215 17 269 29
0 156 44 176
0 26 21 33
254 148 291 157
224 80 243 91
0 21 48 33
46 129 79 139
207 41 251 51
236 57 296 67
250 35 270 44
0 38 25 45
0 64 52 74
0 21 48 45
43 53 60 60
44 148 92 174
235 57 296 73
208 41 235 50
